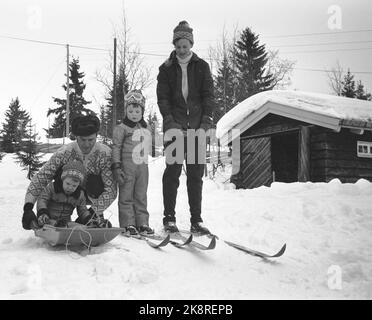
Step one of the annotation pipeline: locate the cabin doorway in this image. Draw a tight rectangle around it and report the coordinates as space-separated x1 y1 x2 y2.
271 131 299 182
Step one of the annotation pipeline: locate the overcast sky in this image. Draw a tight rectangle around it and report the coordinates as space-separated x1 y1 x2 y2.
1 0 371 137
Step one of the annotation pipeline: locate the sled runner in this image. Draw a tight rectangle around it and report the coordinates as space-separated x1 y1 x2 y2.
34 224 123 248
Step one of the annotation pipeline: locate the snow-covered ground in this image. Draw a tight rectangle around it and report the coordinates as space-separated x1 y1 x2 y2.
0 153 372 299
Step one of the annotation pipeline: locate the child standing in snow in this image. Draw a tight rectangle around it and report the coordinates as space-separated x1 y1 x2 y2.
112 90 153 236
36 160 107 228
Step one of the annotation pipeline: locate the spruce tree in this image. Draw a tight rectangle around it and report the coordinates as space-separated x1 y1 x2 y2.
214 56 238 124
98 105 110 145
341 70 356 98
233 27 275 102
102 67 129 139
1 98 31 153
15 120 45 179
355 80 372 101
47 57 94 138
146 111 160 157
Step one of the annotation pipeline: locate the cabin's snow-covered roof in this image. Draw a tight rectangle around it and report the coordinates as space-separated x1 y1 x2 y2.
216 90 372 144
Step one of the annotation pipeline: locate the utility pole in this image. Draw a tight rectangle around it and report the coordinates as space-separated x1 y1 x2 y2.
123 32 127 113
66 44 70 138
223 60 227 115
113 38 117 136
47 115 50 153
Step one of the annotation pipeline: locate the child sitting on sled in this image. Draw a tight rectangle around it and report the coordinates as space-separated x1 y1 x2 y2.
112 89 153 236
36 160 109 228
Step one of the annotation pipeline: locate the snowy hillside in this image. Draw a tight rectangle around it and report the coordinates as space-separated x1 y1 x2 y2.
0 153 372 299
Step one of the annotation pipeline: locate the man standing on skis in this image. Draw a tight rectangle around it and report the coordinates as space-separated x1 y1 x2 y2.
156 21 215 235
21 115 117 230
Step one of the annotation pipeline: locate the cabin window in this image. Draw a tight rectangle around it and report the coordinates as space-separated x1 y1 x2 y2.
357 141 372 158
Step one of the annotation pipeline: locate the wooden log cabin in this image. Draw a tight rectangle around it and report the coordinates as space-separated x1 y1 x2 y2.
216 90 372 189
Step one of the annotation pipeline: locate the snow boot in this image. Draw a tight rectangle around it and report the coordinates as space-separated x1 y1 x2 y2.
164 221 179 233
124 225 139 236
190 222 211 235
138 225 155 235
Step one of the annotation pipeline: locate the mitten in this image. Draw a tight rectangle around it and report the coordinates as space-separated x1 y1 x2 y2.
37 208 50 227
22 203 38 230
75 207 95 225
86 174 104 199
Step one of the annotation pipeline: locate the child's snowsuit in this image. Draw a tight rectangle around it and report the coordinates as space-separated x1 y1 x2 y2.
37 180 90 225
112 118 151 228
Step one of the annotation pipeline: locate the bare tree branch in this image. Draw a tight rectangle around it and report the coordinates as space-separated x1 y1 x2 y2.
265 50 296 89
95 4 153 100
326 60 344 96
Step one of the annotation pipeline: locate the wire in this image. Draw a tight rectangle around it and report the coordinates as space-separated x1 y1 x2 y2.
174 39 372 53
128 28 372 44
271 39 372 48
3 33 372 60
0 34 109 51
262 28 372 39
125 51 167 57
281 46 372 54
294 67 372 74
2 33 371 75
30 56 66 108
0 35 66 47
70 45 108 52
0 34 170 57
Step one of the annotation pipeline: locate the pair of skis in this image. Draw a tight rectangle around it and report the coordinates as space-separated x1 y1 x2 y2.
124 230 286 258
124 231 216 250
169 231 217 250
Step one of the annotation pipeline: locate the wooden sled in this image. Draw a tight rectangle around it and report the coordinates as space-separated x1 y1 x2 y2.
34 224 124 248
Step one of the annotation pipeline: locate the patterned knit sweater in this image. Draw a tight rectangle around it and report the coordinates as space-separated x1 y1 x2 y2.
24 141 117 216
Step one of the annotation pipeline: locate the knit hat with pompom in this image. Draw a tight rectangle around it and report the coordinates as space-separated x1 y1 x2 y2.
61 160 86 185
173 21 194 45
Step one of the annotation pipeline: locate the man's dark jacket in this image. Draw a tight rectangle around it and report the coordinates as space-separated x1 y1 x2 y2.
156 51 215 130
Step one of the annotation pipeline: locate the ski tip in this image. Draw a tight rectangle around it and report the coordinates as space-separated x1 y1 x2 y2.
146 235 170 248
208 235 217 250
274 243 286 257
263 243 287 258
184 234 193 245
